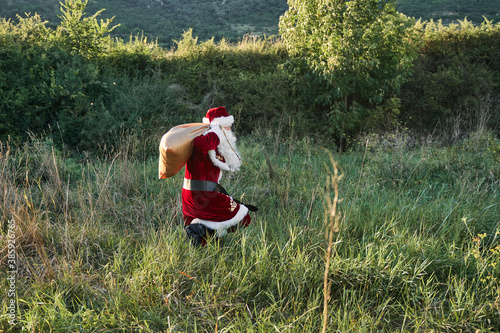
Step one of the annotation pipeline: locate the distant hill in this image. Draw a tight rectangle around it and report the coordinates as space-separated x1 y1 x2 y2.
397 0 499 24
1 0 498 47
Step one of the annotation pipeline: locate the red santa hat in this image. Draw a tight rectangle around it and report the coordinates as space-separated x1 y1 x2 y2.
202 106 234 127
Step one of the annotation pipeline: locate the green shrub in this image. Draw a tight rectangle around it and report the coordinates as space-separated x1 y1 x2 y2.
279 0 419 141
157 33 304 136
399 19 500 136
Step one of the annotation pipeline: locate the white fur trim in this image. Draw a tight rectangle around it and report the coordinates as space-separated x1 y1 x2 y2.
190 204 249 237
202 115 234 127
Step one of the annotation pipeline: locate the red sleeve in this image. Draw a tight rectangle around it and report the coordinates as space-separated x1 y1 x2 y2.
193 132 219 154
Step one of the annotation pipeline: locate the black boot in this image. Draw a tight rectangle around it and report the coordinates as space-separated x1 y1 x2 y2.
185 224 215 246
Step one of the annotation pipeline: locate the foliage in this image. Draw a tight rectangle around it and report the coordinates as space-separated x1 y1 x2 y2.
0 4 302 153
0 7 179 152
160 32 304 136
398 18 500 138
279 0 420 140
0 14 63 141
57 0 118 57
0 0 499 152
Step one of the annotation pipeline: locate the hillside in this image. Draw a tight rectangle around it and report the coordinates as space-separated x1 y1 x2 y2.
397 0 500 24
1 0 498 47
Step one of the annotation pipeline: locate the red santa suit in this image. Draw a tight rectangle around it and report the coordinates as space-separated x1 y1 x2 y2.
182 107 251 239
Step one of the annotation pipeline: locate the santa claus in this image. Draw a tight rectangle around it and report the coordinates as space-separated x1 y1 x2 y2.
182 106 252 245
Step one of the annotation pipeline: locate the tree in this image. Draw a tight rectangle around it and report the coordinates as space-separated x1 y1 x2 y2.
58 0 119 57
279 0 419 136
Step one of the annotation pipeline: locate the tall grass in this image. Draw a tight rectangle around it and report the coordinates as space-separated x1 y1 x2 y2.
1 129 499 332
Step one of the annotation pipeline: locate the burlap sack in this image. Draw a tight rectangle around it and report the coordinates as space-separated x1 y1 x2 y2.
158 123 210 179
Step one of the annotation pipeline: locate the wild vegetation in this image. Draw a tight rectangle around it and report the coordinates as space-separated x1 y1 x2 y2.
1 1 499 149
280 0 420 141
1 0 499 331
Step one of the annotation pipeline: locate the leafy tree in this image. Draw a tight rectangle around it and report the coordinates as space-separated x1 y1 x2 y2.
279 0 419 137
57 0 118 57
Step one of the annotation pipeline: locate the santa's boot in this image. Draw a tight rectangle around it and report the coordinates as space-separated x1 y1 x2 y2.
185 224 215 246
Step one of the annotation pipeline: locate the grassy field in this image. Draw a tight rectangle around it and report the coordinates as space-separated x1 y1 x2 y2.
1 129 499 332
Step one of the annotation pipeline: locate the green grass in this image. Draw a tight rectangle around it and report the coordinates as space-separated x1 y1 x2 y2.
1 130 499 332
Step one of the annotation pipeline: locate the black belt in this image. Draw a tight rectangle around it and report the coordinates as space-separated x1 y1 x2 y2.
183 178 222 192
182 178 258 212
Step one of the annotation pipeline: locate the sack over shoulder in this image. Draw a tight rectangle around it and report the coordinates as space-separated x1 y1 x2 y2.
158 123 210 179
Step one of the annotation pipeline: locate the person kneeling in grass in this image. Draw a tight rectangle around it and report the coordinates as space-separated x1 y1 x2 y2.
181 106 255 246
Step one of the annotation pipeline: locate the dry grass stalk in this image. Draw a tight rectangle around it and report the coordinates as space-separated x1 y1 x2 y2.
322 152 342 333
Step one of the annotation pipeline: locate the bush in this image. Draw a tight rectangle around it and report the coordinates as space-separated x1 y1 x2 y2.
399 19 500 137
279 0 419 142
157 32 305 136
